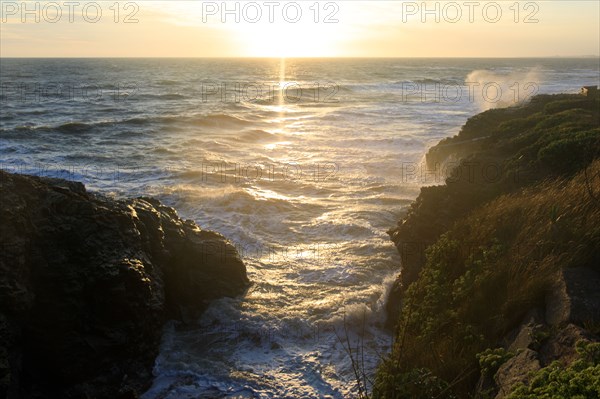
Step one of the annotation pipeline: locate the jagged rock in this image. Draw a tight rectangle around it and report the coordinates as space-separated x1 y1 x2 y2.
545 267 600 327
384 276 404 330
494 349 540 399
508 325 536 353
0 172 249 399
538 323 597 366
506 309 546 352
474 373 496 399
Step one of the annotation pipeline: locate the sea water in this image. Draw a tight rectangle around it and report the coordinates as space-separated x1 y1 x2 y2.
1 57 598 398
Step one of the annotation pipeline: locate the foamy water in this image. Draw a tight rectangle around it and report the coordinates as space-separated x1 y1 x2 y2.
1 58 598 398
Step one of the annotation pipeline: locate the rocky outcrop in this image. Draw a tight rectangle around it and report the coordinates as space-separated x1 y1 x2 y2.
490 323 597 399
505 309 545 353
0 171 249 399
493 349 540 399
538 323 596 366
545 267 600 327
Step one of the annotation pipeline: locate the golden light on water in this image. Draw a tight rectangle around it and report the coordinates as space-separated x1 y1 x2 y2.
264 142 292 151
279 57 286 109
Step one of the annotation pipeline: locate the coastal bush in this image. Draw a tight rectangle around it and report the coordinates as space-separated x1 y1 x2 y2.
544 98 600 114
537 129 600 175
374 363 458 399
476 348 514 377
506 342 600 399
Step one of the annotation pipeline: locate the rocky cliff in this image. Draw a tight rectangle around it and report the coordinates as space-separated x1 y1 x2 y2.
0 171 249 399
376 93 600 398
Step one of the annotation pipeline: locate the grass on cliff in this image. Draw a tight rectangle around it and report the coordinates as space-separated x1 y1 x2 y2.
392 95 600 292
374 160 600 398
378 94 600 398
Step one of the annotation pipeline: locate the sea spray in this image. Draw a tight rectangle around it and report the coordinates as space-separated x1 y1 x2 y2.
466 67 543 110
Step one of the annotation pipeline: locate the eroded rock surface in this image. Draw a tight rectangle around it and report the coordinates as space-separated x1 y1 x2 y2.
494 349 541 399
0 171 249 398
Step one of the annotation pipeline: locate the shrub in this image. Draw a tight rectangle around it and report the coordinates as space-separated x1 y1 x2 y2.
477 348 514 377
506 342 600 399
374 362 458 399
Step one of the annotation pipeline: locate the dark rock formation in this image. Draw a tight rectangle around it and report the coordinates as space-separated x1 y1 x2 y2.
545 267 600 327
506 309 545 353
491 322 597 399
493 349 540 399
0 171 249 399
538 323 596 366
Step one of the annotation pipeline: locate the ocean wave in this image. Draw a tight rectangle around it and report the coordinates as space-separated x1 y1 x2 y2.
293 219 376 241
137 93 188 101
3 112 256 135
53 122 94 134
0 113 15 121
130 113 254 128
12 124 37 132
97 107 121 113
120 117 151 126
155 79 180 86
235 129 279 143
399 77 464 86
187 113 252 128
21 109 49 116
247 97 279 106
151 147 177 155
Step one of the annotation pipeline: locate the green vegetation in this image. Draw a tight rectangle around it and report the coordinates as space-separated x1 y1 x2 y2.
477 348 514 377
507 342 600 399
377 94 600 398
373 363 458 399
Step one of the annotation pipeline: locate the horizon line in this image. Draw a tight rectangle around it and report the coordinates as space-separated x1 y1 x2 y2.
1 55 599 59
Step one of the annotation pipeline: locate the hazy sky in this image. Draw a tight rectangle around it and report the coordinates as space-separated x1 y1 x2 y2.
1 1 599 57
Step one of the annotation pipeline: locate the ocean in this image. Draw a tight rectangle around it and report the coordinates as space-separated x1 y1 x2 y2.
1 57 598 398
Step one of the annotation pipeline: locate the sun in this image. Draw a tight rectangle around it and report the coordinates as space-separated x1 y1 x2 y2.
230 21 343 58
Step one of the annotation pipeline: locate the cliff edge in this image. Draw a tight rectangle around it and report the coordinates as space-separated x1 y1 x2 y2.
377 92 600 398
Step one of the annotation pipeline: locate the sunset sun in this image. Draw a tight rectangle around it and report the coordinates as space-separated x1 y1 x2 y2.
234 22 342 57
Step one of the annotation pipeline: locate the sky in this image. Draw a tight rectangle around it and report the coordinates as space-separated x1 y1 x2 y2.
0 1 599 57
